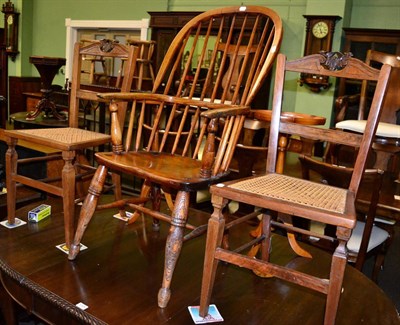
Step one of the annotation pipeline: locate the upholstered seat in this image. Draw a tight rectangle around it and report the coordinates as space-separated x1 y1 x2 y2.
336 120 400 138
347 221 389 252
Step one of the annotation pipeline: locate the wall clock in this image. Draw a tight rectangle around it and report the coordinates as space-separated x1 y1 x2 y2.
300 15 341 92
1 0 19 61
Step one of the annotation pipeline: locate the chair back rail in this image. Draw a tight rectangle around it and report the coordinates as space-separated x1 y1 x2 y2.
69 39 138 129
100 6 282 179
154 6 282 106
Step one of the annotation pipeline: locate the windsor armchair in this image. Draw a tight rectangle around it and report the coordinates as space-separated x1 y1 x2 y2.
68 6 283 308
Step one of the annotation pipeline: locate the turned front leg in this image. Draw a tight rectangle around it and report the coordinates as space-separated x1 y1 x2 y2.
5 138 17 226
199 194 228 318
324 226 350 325
68 165 108 260
62 150 76 249
158 190 190 308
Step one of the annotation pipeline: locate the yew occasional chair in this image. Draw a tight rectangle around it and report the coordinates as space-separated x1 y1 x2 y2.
298 155 390 282
67 6 283 308
199 52 391 324
5 40 138 249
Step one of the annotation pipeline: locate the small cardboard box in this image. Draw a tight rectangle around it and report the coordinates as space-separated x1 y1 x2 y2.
28 204 51 222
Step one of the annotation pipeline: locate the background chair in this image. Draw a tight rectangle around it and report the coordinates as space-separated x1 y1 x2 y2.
331 50 400 174
80 39 110 85
199 52 391 324
116 39 156 90
5 39 138 249
332 50 400 258
67 6 283 308
298 155 391 282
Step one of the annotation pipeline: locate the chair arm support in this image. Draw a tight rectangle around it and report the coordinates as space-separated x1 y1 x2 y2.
200 119 218 178
109 101 124 153
98 92 249 112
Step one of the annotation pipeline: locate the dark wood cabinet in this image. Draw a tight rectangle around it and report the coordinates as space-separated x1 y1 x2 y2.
149 11 202 74
8 76 41 117
338 28 400 98
342 28 400 60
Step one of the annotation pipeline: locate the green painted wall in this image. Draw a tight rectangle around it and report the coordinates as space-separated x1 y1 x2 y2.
7 0 400 126
350 0 400 29
9 0 168 79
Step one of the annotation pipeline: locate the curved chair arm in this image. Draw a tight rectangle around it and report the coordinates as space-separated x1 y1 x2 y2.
103 92 250 157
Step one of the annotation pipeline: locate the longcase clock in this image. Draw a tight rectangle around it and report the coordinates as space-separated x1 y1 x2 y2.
300 15 341 92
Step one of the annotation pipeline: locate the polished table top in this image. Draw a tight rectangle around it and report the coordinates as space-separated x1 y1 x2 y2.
0 197 399 324
10 111 69 128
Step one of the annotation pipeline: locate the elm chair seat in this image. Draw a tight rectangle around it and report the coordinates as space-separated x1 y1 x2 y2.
96 151 225 189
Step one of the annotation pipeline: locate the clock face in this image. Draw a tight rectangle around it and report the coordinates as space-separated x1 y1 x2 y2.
312 21 329 39
7 15 13 25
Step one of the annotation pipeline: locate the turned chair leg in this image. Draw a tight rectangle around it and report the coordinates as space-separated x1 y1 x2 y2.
151 185 162 231
111 172 125 217
127 181 151 225
68 165 108 260
5 140 17 226
324 227 349 325
158 190 190 308
199 195 227 317
62 150 76 249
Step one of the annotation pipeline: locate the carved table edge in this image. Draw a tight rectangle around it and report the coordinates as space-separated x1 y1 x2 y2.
0 259 107 325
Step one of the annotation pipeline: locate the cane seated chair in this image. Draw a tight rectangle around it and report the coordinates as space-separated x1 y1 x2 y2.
4 40 138 248
199 52 391 324
298 155 391 282
67 6 283 308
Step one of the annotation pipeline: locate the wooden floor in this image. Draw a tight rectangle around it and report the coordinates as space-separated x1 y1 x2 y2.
0 195 399 324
